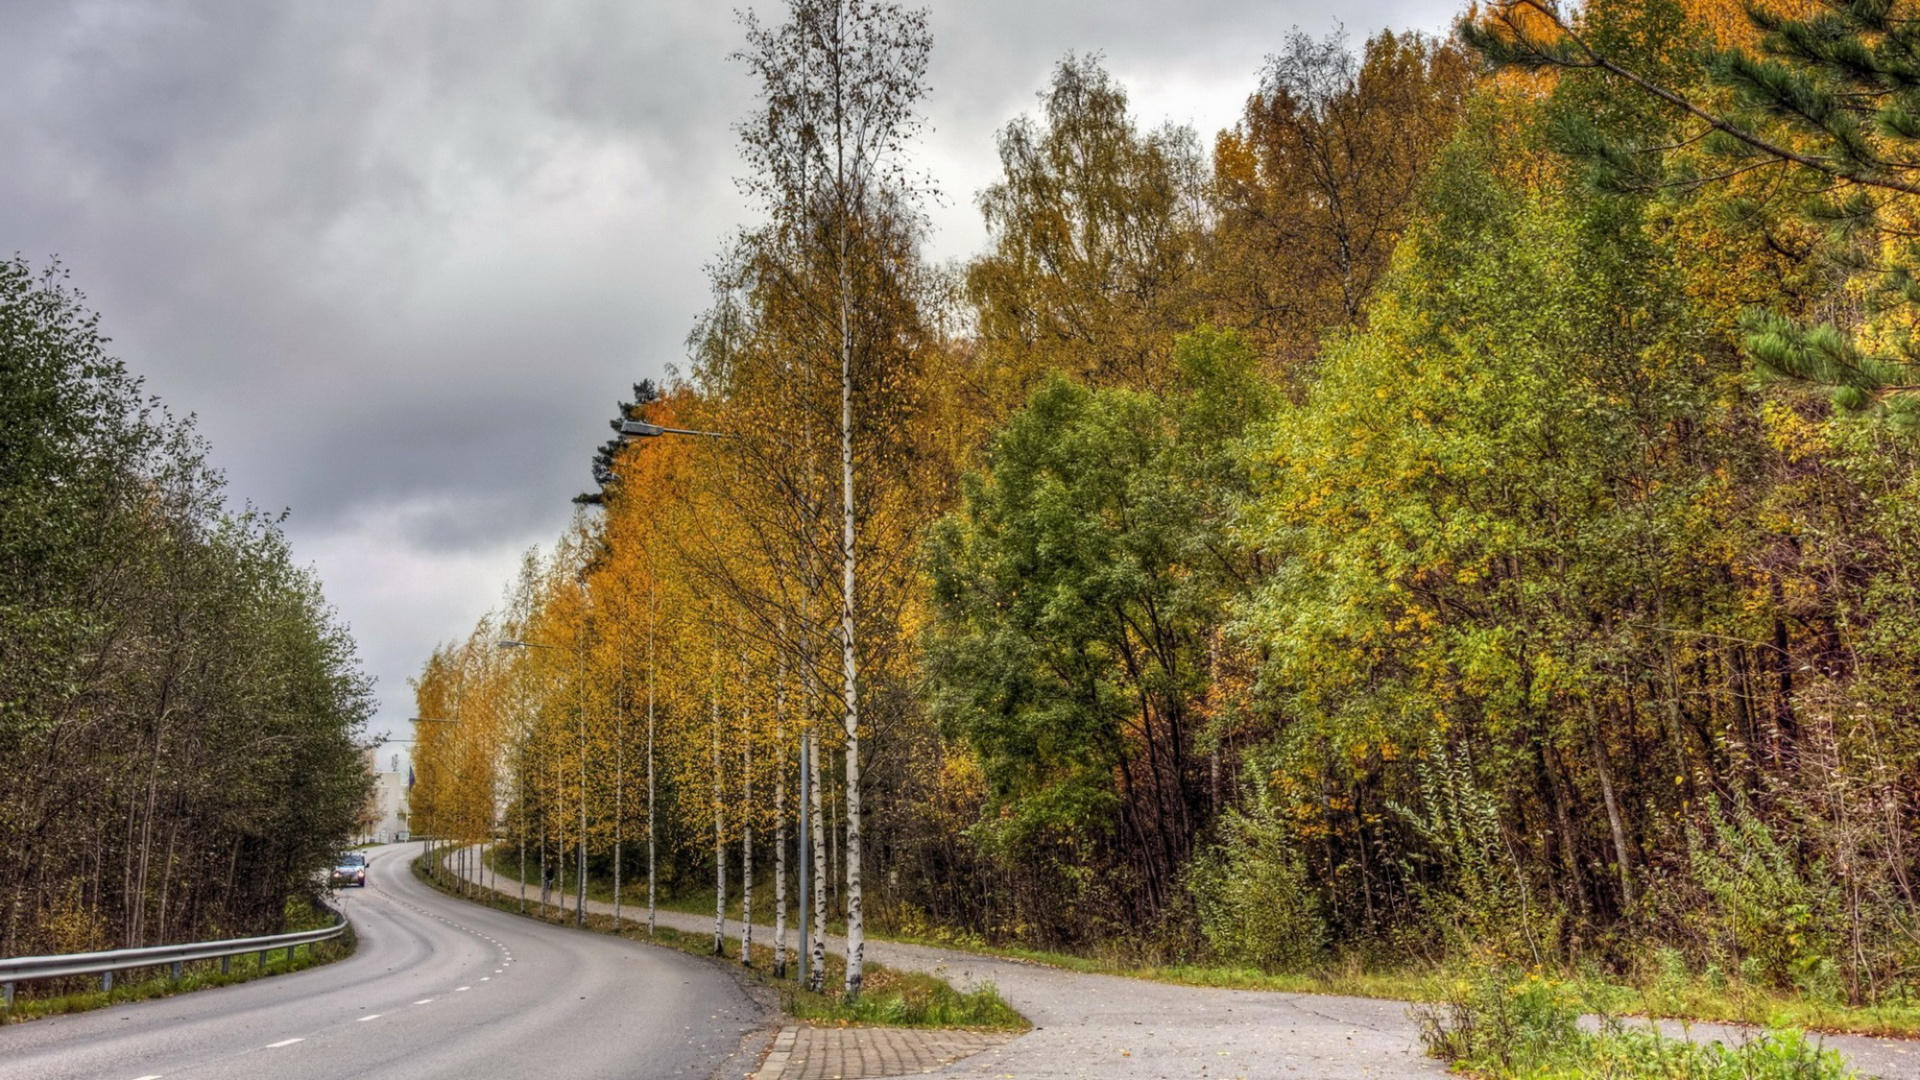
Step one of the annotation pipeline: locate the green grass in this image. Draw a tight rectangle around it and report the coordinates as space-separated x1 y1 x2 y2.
421 855 1026 1032
0 901 355 1025
1415 963 1857 1079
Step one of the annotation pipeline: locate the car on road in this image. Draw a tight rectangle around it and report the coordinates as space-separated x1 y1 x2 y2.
330 853 369 888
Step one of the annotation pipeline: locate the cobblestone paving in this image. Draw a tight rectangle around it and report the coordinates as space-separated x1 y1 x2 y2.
754 1026 1014 1079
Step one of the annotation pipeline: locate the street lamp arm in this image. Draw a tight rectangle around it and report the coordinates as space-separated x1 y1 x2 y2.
617 419 734 440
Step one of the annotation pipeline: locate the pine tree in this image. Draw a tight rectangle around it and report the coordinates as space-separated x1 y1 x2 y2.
1464 0 1920 427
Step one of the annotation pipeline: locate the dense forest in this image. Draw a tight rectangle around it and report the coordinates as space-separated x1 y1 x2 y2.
0 257 374 960
415 0 1920 1009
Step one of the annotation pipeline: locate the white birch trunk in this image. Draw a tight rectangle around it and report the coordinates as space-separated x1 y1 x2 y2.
712 691 726 956
773 646 788 978
742 737 754 965
613 680 623 929
809 728 827 990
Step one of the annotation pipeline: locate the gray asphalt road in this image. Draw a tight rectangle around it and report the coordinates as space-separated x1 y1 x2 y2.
0 843 768 1080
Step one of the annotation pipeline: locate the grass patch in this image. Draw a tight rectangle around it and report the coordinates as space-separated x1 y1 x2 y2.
1416 962 1856 1079
420 854 1026 1032
0 898 354 1025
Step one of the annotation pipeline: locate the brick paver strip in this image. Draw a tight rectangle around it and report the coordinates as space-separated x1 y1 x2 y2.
444 848 1920 1079
754 1026 1011 1080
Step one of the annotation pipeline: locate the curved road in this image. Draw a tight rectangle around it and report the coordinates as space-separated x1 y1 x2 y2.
0 843 767 1080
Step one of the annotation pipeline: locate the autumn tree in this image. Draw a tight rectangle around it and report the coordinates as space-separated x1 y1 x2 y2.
966 55 1211 411
1207 28 1474 365
732 0 935 997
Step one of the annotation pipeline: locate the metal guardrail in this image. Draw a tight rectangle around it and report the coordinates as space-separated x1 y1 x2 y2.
0 905 347 1007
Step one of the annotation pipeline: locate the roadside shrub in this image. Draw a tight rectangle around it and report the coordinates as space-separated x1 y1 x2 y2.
1414 961 1580 1070
1393 740 1547 961
1190 784 1326 971
1691 802 1841 994
1416 960 1855 1079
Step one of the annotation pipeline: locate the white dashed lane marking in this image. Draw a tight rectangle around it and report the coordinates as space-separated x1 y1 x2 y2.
413 998 434 1005
358 1013 382 1022
266 1038 304 1048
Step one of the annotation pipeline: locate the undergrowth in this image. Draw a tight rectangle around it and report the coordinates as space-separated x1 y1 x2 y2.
1415 962 1857 1079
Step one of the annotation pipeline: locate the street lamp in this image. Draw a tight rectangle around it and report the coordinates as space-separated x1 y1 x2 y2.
499 636 591 928
616 419 734 439
610 418 817 986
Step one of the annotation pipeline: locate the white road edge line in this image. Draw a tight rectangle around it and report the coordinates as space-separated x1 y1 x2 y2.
266 1038 304 1048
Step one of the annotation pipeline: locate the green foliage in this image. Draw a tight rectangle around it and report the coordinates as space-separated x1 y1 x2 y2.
1394 741 1540 958
1189 784 1326 972
1691 803 1843 995
0 257 373 961
1416 962 1582 1071
1417 962 1855 1079
1469 0 1920 427
925 329 1267 941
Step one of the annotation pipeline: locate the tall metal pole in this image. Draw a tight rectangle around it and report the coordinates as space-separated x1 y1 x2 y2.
576 632 588 929
518 740 528 914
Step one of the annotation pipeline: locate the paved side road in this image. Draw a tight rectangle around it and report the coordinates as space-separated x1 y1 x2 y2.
452 852 1920 1080
0 843 769 1080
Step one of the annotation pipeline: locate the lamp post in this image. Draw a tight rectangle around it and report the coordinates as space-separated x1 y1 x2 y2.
498 637 589 927
615 418 814 984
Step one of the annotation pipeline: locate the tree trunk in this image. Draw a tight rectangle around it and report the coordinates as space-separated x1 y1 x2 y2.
614 673 624 928
647 543 659 936
713 692 726 956
774 647 789 978
1588 695 1636 910
809 728 827 991
742 733 755 965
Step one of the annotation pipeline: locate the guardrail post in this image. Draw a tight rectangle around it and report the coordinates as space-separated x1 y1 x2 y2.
4 980 14 1007
221 955 230 975
102 969 113 992
259 949 268 970
171 960 183 981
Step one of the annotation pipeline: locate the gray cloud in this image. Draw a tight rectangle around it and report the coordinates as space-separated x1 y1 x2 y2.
2 0 1460 738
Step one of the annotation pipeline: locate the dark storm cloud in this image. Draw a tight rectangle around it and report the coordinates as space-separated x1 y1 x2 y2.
1 0 1460 734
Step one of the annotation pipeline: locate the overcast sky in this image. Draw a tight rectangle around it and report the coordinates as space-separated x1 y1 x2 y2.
2 0 1460 746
